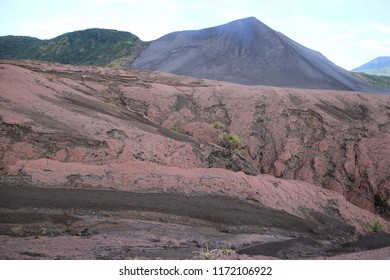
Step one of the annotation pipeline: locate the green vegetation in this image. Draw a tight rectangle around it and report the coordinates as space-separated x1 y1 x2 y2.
354 66 390 77
366 220 384 232
212 121 244 155
0 28 148 66
212 121 225 130
219 131 243 155
170 125 180 133
352 72 390 89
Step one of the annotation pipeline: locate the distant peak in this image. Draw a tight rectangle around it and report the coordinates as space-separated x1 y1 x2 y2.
237 16 258 21
227 16 262 25
213 17 271 40
220 17 270 32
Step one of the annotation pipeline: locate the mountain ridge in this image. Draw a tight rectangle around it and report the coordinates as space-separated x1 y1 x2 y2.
0 17 389 93
353 56 390 77
0 28 147 66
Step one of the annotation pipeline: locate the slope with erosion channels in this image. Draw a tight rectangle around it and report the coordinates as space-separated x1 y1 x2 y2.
1 60 390 259
132 17 389 94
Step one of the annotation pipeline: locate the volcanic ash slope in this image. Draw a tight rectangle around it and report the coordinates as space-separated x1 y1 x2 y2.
132 17 389 94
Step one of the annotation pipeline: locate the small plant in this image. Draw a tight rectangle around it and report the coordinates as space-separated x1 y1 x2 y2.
218 245 236 256
366 220 384 232
11 226 26 237
40 227 48 236
219 132 243 155
194 245 218 260
16 122 27 128
11 122 28 134
193 245 237 260
170 125 180 133
327 199 338 206
212 121 225 130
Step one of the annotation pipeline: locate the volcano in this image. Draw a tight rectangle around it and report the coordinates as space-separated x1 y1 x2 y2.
132 17 388 93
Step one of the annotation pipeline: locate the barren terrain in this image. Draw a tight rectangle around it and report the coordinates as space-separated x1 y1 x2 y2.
0 60 389 259
133 17 389 93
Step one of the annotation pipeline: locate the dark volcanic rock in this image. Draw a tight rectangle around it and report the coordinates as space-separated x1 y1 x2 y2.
132 17 388 94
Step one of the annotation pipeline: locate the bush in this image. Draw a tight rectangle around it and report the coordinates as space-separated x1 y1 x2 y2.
219 132 242 155
212 121 225 130
11 226 25 237
366 220 384 232
170 125 180 133
193 245 237 260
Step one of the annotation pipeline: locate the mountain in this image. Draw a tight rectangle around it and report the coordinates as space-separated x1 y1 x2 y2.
0 28 147 66
1 19 388 93
132 17 388 93
352 56 390 77
352 72 390 89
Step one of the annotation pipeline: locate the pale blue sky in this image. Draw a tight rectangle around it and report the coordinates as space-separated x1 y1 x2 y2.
1 0 389 69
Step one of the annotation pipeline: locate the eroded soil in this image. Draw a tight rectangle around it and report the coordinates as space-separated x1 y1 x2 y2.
1 60 390 259
1 184 389 260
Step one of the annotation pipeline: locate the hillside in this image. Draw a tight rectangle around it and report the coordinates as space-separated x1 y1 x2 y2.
0 28 147 66
132 17 388 93
352 72 390 89
1 60 390 259
353 56 390 77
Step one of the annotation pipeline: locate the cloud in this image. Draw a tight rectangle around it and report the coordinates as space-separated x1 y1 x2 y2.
368 22 390 34
22 16 104 39
358 39 390 53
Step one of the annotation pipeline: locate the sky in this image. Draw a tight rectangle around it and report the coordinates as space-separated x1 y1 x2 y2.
1 0 389 70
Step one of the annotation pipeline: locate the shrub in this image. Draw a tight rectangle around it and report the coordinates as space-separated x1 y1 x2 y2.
219 132 242 154
40 227 48 236
218 246 236 256
194 245 218 260
11 226 26 237
366 220 384 232
212 121 225 130
193 245 237 260
170 125 180 133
